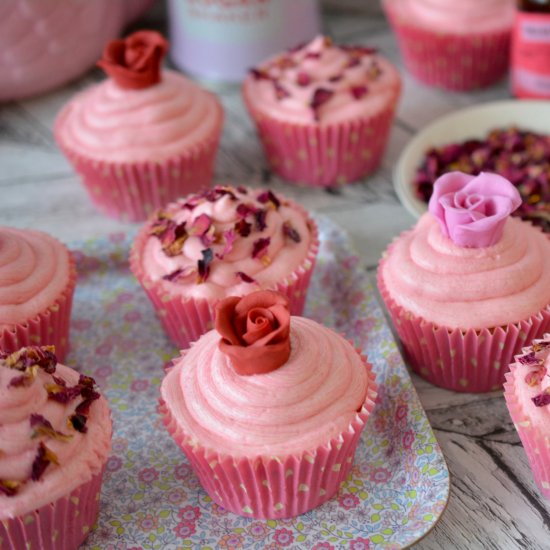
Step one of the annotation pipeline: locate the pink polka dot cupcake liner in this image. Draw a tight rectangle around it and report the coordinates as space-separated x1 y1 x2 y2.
0 468 105 550
243 94 399 188
0 255 77 363
54 111 223 222
504 347 550 498
384 5 511 91
377 262 550 393
160 351 377 519
129 207 319 350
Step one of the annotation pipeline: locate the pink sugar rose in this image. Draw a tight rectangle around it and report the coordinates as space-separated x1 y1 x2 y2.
428 171 522 248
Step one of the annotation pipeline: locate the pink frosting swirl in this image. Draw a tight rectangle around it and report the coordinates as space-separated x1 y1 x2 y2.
429 172 522 248
161 317 370 456
385 0 515 33
509 336 550 430
381 214 550 330
139 187 316 302
243 35 401 125
0 227 72 329
55 70 223 163
0 357 111 519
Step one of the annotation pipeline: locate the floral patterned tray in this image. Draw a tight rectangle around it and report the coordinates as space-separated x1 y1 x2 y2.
69 216 449 550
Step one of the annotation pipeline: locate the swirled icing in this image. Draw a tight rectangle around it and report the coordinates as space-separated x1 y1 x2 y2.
0 360 111 519
381 214 550 330
55 70 223 163
510 336 550 430
161 317 370 457
0 227 71 329
243 36 401 125
385 0 515 33
139 187 315 302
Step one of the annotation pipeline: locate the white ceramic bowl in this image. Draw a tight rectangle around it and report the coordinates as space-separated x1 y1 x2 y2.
394 100 550 219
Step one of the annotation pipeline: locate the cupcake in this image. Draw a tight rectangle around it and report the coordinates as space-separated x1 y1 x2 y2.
504 335 550 498
54 30 224 222
130 185 319 349
242 35 401 188
0 346 112 549
0 227 76 362
378 171 550 393
383 0 515 90
160 290 377 518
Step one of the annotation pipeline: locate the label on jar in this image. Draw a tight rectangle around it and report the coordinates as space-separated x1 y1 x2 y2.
512 11 550 98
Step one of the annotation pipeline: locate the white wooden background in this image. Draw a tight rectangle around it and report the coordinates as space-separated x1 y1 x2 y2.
1 2 549 549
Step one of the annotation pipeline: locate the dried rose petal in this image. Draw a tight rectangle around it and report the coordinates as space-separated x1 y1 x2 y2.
273 81 290 100
350 85 368 100
68 414 88 433
216 230 236 260
8 366 38 388
532 391 550 407
518 352 541 366
236 203 259 219
188 214 212 237
255 210 268 232
157 220 188 257
340 45 378 56
0 480 21 497
250 68 270 80
328 74 343 83
197 248 214 284
252 237 270 259
236 185 248 194
283 221 301 243
5 346 57 373
346 57 361 69
236 272 256 284
47 384 82 404
30 413 73 442
296 72 311 87
305 51 321 60
310 88 334 121
533 341 550 352
525 367 547 387
257 190 281 210
31 442 59 481
162 266 196 283
367 61 382 79
235 219 252 237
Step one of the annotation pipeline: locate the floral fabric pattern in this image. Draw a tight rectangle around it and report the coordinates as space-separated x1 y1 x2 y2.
70 217 449 550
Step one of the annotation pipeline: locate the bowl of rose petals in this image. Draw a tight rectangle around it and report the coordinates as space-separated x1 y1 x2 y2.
394 100 550 232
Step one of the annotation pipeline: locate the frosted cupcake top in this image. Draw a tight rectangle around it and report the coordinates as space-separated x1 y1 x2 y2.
161 292 372 457
243 35 401 125
381 172 550 330
385 0 515 33
0 346 111 519
510 335 550 430
136 186 317 302
0 227 73 329
55 31 223 163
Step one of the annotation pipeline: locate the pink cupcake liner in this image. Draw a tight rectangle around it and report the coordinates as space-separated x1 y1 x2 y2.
130 205 319 350
384 5 511 91
377 261 550 393
0 254 77 363
54 108 223 222
0 468 105 550
161 351 377 519
505 365 550 498
243 91 399 188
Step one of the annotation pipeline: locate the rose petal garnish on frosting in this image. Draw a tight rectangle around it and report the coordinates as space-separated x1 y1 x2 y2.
296 72 311 87
428 171 523 248
197 249 214 284
97 30 168 90
234 219 252 237
236 203 259 218
236 272 256 284
250 68 270 81
532 389 550 407
6 345 56 373
273 81 290 100
255 209 268 232
533 341 550 352
283 221 301 243
216 230 236 260
68 414 88 433
188 214 212 237
163 266 196 283
252 237 270 259
518 352 542 366
0 480 22 497
310 88 334 122
214 290 291 375
257 190 281 210
350 85 368 100
30 414 73 442
525 367 547 387
31 442 59 482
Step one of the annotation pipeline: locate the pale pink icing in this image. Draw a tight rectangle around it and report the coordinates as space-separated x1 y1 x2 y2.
0 227 71 328
510 336 550 431
0 362 111 519
243 36 401 125
140 187 314 302
161 317 370 457
384 0 515 34
55 70 223 163
381 214 550 330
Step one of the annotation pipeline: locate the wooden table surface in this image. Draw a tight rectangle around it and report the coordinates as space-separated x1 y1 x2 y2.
1 4 549 549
